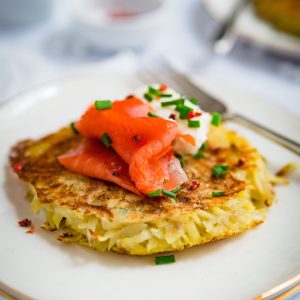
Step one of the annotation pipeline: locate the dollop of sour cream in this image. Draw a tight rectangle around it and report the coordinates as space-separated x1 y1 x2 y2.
135 85 211 155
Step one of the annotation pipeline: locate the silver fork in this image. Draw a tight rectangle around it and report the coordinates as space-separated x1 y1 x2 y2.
138 57 300 156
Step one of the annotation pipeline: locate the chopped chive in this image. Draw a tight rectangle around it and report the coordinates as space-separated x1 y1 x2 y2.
212 165 229 178
162 189 177 199
95 100 112 110
175 153 185 168
144 93 153 102
147 111 160 118
189 98 198 105
211 112 222 126
70 122 79 135
155 255 176 265
160 94 173 98
188 120 201 128
171 186 181 193
161 99 184 107
193 151 204 159
212 191 225 197
200 143 206 151
148 86 161 96
179 110 190 119
175 104 193 113
101 133 112 148
148 190 162 197
175 104 193 120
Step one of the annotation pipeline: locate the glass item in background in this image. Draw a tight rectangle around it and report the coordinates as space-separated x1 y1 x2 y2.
0 0 53 26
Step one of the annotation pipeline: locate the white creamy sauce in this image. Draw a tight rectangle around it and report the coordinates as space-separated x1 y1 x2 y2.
135 85 211 155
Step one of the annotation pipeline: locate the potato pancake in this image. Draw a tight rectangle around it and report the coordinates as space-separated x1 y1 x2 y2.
9 125 275 255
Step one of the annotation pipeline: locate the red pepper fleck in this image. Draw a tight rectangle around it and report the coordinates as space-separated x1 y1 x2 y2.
126 94 134 99
13 163 23 173
159 84 168 92
132 135 141 142
188 181 200 191
88 229 98 238
18 218 31 227
26 224 35 234
169 113 176 120
111 162 122 176
187 111 202 119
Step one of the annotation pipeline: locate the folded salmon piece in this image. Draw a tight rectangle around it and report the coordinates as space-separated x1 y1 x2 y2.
75 98 187 194
58 138 141 195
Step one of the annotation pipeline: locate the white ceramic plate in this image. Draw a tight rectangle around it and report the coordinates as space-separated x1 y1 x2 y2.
0 69 300 300
203 0 300 58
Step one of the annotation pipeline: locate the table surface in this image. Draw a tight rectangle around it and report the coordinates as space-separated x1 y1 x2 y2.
0 0 299 299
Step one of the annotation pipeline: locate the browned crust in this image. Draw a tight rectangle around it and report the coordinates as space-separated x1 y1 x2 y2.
9 126 258 222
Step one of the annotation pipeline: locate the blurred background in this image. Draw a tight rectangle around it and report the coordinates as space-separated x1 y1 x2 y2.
0 0 299 115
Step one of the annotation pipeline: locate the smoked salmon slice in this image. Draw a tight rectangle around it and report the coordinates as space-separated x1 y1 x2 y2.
74 98 187 194
58 138 141 195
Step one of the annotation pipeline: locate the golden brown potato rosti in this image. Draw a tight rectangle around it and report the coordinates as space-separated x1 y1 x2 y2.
9 125 275 255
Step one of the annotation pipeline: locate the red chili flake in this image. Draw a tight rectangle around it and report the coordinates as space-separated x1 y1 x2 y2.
126 94 134 99
18 218 31 227
169 113 176 120
88 229 98 238
13 162 23 173
132 135 141 142
26 224 35 234
159 84 168 92
188 181 200 191
111 162 122 176
187 111 202 119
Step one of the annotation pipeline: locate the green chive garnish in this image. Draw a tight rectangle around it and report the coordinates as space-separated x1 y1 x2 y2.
175 153 185 168
70 122 79 135
211 112 222 126
148 86 161 96
148 190 162 197
147 111 160 118
144 93 153 102
189 98 198 105
171 186 181 193
175 104 193 112
155 255 176 265
200 143 206 151
179 110 189 119
175 104 193 120
162 189 177 199
101 132 112 148
160 94 173 98
212 191 225 197
188 120 200 128
95 100 112 110
193 151 204 159
212 165 229 178
161 99 184 107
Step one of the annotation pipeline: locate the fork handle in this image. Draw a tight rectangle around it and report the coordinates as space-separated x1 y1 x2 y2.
224 113 300 156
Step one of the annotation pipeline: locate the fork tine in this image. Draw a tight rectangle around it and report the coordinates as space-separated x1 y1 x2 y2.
139 56 226 113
